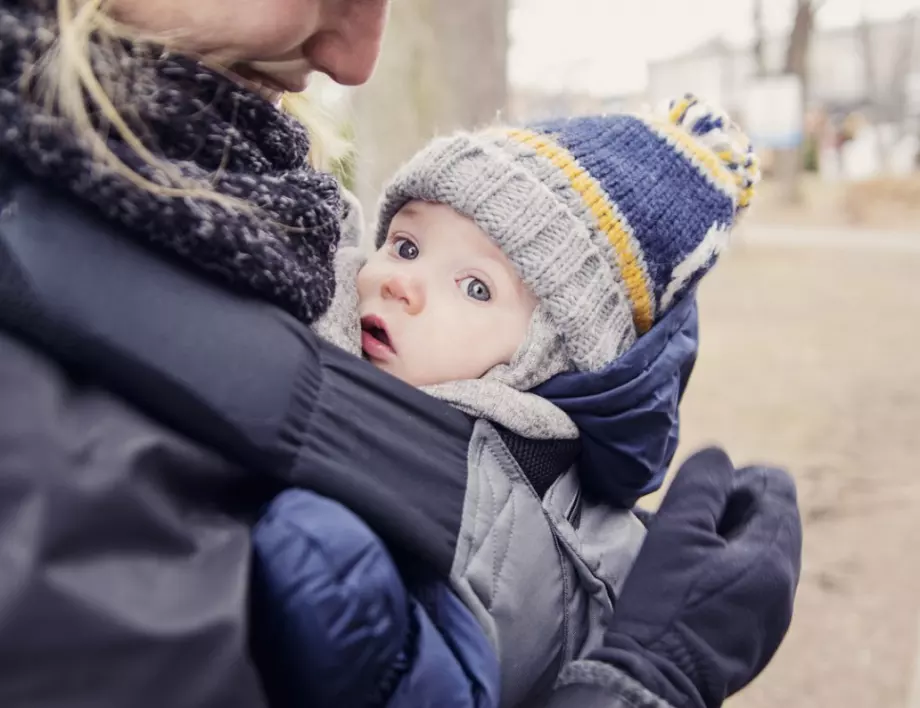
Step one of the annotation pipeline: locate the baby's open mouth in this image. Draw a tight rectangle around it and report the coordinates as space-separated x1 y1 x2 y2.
364 323 390 347
360 315 396 360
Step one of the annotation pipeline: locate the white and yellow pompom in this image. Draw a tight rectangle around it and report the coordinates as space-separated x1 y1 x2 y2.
664 94 761 215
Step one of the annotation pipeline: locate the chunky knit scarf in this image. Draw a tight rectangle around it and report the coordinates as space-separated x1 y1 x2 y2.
0 1 342 324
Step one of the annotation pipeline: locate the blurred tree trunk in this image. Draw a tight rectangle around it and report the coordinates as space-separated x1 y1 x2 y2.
850 11 916 174
885 12 918 166
891 14 918 124
778 0 821 203
351 0 509 229
857 12 887 171
784 0 817 89
752 0 768 78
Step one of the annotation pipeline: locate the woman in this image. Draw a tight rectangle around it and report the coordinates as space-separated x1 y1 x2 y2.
0 1 801 707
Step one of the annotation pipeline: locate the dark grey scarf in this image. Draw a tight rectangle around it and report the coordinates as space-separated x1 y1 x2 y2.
0 1 342 324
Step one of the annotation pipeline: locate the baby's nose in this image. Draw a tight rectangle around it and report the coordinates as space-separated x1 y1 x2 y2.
382 274 426 315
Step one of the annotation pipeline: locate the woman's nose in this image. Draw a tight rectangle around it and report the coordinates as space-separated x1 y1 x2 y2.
305 0 388 86
382 274 425 315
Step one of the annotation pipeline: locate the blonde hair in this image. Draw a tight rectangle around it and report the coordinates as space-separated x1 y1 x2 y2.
37 0 350 212
281 91 353 175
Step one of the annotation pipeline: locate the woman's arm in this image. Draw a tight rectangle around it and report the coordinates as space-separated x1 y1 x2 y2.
0 172 475 576
0 331 271 708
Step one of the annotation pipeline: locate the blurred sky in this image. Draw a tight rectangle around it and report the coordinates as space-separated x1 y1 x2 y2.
509 0 920 95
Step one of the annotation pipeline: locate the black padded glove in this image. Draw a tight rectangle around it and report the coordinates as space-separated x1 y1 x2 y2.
593 447 803 708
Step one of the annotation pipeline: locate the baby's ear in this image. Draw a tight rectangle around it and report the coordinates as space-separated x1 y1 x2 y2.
339 187 367 250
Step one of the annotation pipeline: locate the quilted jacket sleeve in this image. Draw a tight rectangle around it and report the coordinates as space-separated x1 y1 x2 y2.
250 489 500 708
544 662 675 708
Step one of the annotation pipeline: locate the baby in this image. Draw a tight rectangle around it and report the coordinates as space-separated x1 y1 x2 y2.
274 94 761 707
319 94 758 448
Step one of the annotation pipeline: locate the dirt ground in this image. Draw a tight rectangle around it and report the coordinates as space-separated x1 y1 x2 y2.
656 233 920 708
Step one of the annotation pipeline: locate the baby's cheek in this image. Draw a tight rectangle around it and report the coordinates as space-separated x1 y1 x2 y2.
471 323 518 369
501 314 530 357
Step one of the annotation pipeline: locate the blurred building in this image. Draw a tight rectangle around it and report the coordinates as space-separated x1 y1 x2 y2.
511 18 920 126
507 16 920 179
647 17 920 121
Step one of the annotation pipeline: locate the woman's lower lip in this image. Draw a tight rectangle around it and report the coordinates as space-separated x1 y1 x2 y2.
244 61 311 92
230 67 306 96
361 331 396 362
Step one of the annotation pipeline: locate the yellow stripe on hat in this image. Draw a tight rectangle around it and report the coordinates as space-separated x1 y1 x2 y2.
505 128 655 334
644 117 738 199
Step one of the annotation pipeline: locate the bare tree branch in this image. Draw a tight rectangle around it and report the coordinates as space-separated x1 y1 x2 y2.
753 0 768 77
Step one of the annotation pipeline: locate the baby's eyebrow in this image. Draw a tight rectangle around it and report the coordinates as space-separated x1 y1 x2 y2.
397 203 423 219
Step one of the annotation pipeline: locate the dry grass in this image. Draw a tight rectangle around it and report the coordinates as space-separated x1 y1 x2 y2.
843 174 920 228
747 174 920 232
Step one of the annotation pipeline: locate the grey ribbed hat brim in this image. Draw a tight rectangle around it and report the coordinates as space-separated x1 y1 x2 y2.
376 132 637 372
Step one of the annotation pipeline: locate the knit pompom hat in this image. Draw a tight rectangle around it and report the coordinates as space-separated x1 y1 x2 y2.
376 94 760 375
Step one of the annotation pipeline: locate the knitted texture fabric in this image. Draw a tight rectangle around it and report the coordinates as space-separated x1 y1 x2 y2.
0 2 342 325
376 94 760 373
313 245 366 352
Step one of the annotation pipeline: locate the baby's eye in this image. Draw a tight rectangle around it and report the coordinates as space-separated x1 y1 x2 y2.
392 236 419 260
459 276 491 302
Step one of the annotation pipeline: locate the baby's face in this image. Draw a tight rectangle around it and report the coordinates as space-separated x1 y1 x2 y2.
357 201 536 387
